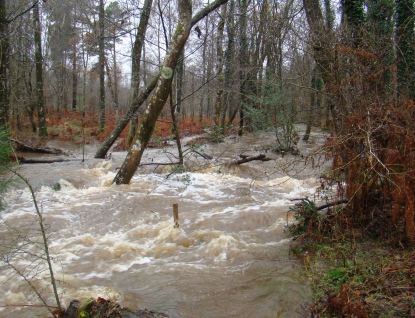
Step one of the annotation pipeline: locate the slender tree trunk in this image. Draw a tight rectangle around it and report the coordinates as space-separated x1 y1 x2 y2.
0 0 9 128
98 0 105 130
105 60 117 112
238 0 248 136
396 0 415 99
113 33 119 121
72 6 78 113
170 86 183 164
175 50 185 120
221 0 235 131
191 72 195 122
33 1 47 136
199 13 209 123
303 83 314 142
62 53 68 114
214 3 227 127
173 49 184 163
114 0 193 185
128 0 153 146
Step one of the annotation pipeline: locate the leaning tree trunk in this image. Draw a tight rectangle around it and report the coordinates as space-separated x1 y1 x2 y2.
113 0 193 185
33 0 47 136
94 0 229 160
114 0 192 184
94 75 159 159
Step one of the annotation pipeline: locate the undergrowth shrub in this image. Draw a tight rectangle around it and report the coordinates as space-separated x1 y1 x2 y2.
287 198 322 236
317 45 415 246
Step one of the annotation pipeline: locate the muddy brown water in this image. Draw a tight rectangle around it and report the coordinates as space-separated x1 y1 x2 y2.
0 128 330 317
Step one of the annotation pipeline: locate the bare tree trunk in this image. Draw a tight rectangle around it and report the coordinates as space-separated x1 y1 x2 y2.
128 0 153 146
214 3 226 126
191 72 195 122
72 4 77 112
199 13 209 123
98 0 105 130
238 0 248 136
72 47 77 111
303 0 339 135
0 0 9 128
113 34 119 121
114 0 193 185
221 0 235 131
174 50 184 163
170 86 183 164
105 60 117 112
33 1 47 136
175 50 184 119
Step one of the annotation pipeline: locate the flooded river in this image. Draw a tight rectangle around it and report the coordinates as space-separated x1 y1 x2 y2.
0 128 329 317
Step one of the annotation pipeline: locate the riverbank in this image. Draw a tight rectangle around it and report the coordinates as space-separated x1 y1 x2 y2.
290 220 415 317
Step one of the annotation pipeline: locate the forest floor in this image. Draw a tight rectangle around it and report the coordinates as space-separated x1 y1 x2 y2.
290 221 415 317
11 110 215 152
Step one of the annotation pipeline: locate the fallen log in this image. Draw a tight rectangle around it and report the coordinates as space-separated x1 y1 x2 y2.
18 158 80 164
11 139 64 154
9 154 80 164
316 199 349 211
229 154 269 165
287 199 349 226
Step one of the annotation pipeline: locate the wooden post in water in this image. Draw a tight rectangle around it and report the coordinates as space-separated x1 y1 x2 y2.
173 203 179 228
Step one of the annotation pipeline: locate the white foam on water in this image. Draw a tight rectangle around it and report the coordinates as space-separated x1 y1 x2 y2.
0 156 320 316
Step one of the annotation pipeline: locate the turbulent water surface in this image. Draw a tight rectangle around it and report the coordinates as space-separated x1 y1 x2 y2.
0 128 329 317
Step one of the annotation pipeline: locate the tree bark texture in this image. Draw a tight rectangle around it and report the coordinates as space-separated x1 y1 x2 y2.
33 1 47 136
396 0 415 99
128 0 153 146
221 0 235 131
214 3 226 126
72 3 78 112
98 0 105 130
0 0 9 127
238 0 248 136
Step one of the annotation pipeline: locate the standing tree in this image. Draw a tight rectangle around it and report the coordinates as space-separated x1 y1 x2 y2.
127 0 153 147
33 0 47 136
98 0 105 130
0 0 9 128
214 2 227 126
221 0 235 131
396 0 415 99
